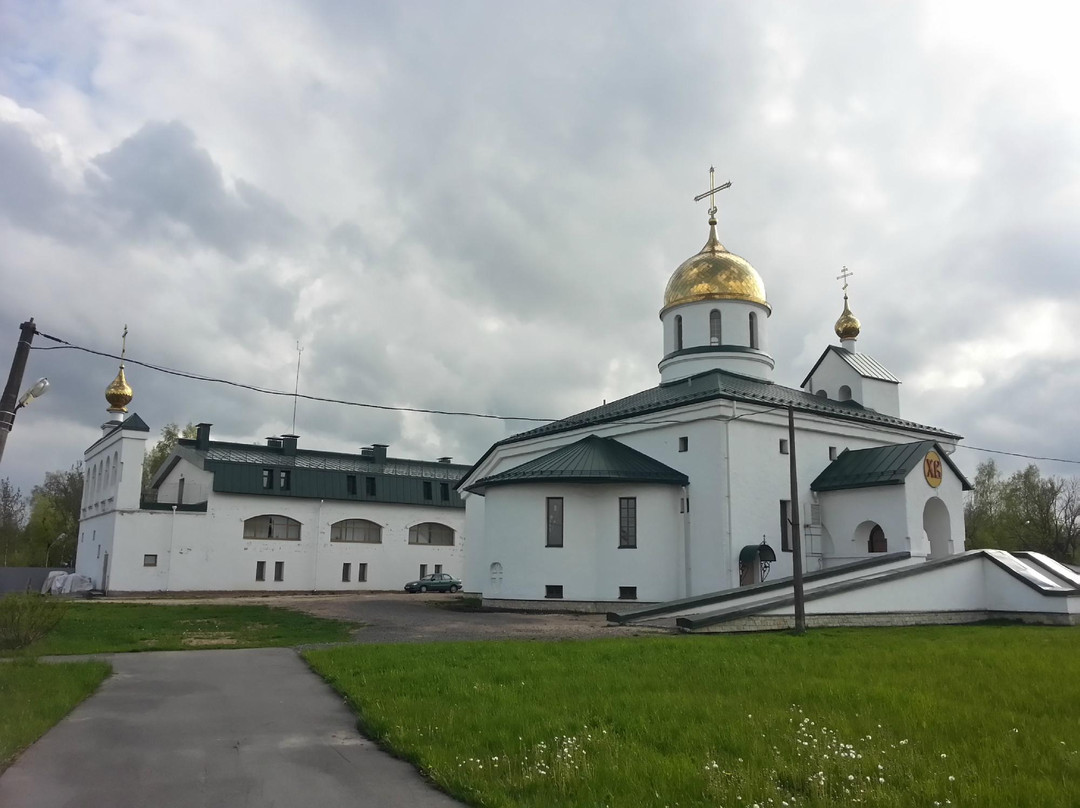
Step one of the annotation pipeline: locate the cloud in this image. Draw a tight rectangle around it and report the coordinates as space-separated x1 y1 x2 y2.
1 0 1079 498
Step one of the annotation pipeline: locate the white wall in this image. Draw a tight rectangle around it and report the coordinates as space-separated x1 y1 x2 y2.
92 491 465 593
659 298 774 382
481 483 683 603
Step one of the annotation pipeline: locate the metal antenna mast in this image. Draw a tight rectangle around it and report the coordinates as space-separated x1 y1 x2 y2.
290 340 303 434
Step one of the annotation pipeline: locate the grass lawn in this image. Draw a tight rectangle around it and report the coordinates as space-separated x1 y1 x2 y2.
306 625 1080 808
9 602 356 656
0 659 111 770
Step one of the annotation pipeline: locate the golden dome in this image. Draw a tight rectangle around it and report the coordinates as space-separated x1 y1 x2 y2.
662 221 770 315
106 365 133 413
835 294 861 341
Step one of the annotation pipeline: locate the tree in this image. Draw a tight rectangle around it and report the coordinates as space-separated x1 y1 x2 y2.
964 460 1080 563
0 479 27 566
21 466 83 567
142 422 197 496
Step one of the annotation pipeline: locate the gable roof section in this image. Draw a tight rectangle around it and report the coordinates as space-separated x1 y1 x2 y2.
459 369 960 490
800 345 900 388
467 435 688 494
811 440 973 492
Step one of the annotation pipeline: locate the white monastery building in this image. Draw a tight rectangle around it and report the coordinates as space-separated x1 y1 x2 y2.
75 355 469 594
75 183 1080 625
456 191 1079 624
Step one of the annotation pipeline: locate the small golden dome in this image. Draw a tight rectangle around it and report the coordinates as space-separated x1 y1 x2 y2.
834 294 861 341
662 220 770 315
106 365 133 413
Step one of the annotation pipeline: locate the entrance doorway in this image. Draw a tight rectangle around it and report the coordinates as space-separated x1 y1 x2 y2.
923 498 951 557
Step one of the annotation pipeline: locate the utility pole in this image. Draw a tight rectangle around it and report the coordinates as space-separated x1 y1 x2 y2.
788 405 807 634
0 319 38 465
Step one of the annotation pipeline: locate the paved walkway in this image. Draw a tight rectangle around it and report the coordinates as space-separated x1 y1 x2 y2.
0 648 467 808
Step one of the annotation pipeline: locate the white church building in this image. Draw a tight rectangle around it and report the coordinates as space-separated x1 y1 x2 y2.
458 202 976 608
75 359 469 594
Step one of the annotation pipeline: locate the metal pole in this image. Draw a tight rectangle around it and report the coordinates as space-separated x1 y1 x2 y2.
788 405 807 634
0 319 37 466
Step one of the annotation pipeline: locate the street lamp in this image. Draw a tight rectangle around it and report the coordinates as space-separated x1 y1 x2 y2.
18 377 49 409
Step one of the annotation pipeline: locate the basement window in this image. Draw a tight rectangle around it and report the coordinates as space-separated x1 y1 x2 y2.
143 554 157 567
779 439 789 455
342 563 351 582
357 563 367 582
274 561 285 582
255 561 266 581
619 586 637 600
545 585 564 599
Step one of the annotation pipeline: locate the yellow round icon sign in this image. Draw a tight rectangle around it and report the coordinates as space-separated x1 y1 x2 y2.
923 450 943 488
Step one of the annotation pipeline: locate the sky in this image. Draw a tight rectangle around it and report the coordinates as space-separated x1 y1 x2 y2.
1 0 1079 497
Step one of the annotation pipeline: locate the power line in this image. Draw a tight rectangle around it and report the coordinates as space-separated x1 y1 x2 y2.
31 331 553 424
29 328 1080 465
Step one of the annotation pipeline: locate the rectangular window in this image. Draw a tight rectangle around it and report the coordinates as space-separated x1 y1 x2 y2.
342 563 351 582
434 564 443 574
440 482 450 501
419 564 427 578
829 446 838 461
262 469 273 489
619 586 637 600
143 554 157 567
357 563 367 582
256 561 266 581
279 470 291 490
347 475 357 495
423 480 433 500
780 500 792 552
274 561 284 582
779 439 789 455
545 585 563 599
546 497 564 547
678 436 688 452
365 476 376 496
619 497 637 548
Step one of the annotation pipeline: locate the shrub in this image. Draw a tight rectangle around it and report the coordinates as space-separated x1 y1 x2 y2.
0 593 69 650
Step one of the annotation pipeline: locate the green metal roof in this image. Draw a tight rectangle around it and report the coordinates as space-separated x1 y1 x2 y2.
810 440 973 492
800 345 900 388
467 435 689 494
154 440 471 508
459 369 961 491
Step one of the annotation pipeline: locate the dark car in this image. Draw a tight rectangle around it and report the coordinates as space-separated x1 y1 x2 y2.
404 573 462 593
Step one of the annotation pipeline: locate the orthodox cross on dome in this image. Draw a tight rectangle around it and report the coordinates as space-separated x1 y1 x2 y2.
693 166 732 224
836 266 854 294
119 324 128 364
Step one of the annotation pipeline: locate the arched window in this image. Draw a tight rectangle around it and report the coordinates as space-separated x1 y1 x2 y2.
674 315 683 351
243 514 302 540
838 385 852 401
105 457 111 488
330 519 382 543
709 309 722 345
816 389 828 398
409 522 455 546
113 451 119 484
748 312 758 349
868 525 887 553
